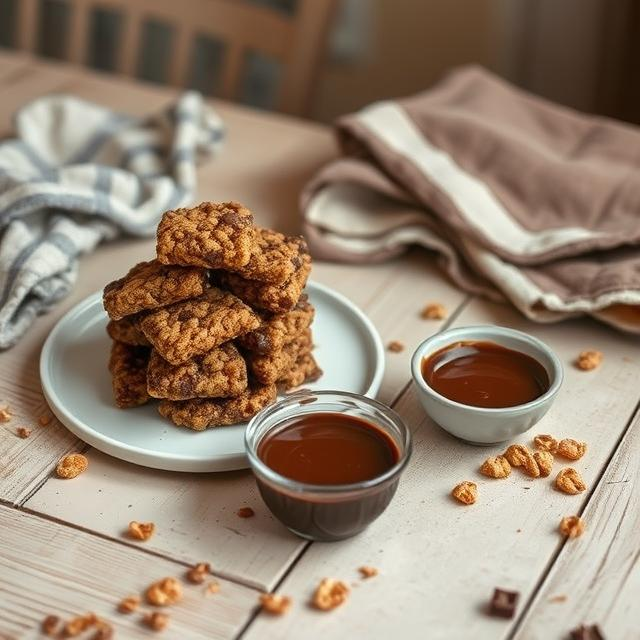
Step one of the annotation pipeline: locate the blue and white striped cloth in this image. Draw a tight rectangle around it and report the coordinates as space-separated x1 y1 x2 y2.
0 92 224 348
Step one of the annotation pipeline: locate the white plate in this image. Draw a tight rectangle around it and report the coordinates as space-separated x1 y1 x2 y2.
40 281 384 472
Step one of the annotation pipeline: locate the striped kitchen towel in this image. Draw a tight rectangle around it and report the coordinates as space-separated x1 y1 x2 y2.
302 66 640 334
0 92 223 348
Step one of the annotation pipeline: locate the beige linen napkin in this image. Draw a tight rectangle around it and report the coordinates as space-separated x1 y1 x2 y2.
302 66 640 333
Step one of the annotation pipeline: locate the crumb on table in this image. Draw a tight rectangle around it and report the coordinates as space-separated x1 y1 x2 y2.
186 562 210 584
358 566 378 579
312 578 350 611
451 481 477 505
117 595 140 614
549 594 567 604
557 438 587 461
387 340 405 353
127 520 155 541
420 302 447 320
555 468 587 495
259 593 292 615
56 453 88 479
41 615 60 636
205 581 220 595
146 577 182 606
559 515 585 538
144 611 170 632
575 350 602 371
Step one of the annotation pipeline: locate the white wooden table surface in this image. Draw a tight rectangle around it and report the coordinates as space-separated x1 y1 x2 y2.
0 51 638 640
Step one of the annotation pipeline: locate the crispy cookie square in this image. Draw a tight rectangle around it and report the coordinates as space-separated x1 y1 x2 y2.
216 250 311 314
156 201 256 269
106 315 150 346
147 343 248 401
103 259 207 320
158 382 277 430
278 352 323 391
108 341 151 408
138 287 260 365
237 294 314 355
235 229 308 285
244 329 312 385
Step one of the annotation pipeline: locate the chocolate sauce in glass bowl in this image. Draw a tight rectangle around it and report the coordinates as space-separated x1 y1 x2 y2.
248 401 409 542
422 340 549 409
258 413 399 484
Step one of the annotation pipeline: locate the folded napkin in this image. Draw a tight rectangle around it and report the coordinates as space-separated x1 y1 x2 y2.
302 66 640 333
0 92 223 348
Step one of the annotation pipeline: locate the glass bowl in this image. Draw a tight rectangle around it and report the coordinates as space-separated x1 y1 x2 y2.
245 390 412 542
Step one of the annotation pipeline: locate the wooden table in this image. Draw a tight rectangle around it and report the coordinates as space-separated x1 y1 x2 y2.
0 51 638 640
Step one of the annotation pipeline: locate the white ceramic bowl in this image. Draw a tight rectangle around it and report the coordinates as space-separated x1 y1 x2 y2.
410 325 563 445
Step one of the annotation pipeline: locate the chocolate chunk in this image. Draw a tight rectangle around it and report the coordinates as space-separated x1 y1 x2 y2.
222 210 250 228
570 624 605 640
488 588 519 619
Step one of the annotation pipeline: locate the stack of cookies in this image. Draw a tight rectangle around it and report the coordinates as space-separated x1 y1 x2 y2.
103 201 321 431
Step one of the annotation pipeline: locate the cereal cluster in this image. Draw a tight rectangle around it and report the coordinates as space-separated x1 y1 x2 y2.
453 434 589 514
102 202 321 429
41 612 112 638
421 302 447 320
185 562 210 584
128 521 155 541
56 453 88 479
146 577 183 606
259 593 292 615
312 578 351 611
575 350 603 371
559 515 585 538
41 561 376 634
451 481 478 505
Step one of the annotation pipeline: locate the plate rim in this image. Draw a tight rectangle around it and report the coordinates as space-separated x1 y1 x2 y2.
40 280 385 472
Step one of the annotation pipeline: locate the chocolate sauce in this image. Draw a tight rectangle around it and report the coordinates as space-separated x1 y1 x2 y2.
255 413 402 541
258 413 399 484
422 341 549 408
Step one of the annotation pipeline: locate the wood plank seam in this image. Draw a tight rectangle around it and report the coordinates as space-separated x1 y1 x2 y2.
0 504 261 639
17 503 265 593
16 440 89 507
234 294 474 636
233 541 312 640
506 398 640 639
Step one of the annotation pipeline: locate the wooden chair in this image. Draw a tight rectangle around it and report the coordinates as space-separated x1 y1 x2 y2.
12 0 338 116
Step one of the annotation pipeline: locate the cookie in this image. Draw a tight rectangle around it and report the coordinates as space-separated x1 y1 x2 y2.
216 249 311 314
244 329 313 385
235 229 308 285
158 382 277 430
156 201 256 270
138 287 260 365
108 341 151 408
237 294 314 355
106 315 150 346
147 343 248 401
103 259 207 320
278 352 323 391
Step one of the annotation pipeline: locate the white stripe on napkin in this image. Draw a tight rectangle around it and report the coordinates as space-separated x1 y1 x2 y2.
355 102 601 256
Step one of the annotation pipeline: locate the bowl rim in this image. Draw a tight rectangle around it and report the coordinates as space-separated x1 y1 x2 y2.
410 324 564 414
245 389 412 495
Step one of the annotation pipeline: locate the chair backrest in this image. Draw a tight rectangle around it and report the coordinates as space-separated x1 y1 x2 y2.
13 0 337 115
